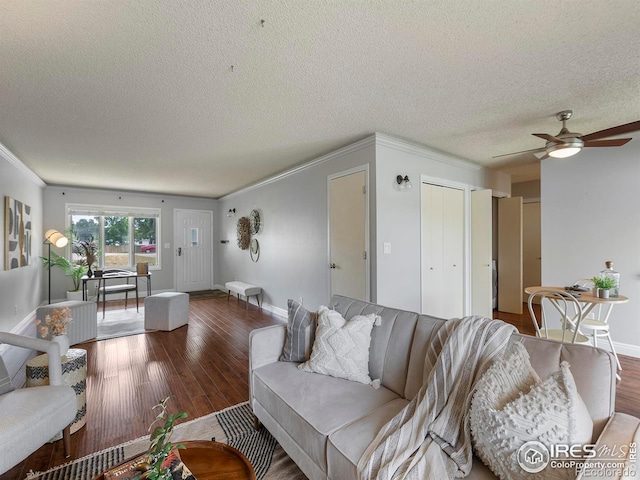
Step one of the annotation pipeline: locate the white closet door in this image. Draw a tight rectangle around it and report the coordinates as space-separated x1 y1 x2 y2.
421 183 464 319
443 186 464 318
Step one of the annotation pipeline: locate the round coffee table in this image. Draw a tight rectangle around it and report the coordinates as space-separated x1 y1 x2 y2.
95 440 256 480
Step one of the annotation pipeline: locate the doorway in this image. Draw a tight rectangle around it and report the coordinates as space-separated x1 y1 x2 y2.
174 209 213 292
328 167 369 301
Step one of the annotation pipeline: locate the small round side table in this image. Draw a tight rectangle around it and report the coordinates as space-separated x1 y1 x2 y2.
26 348 87 440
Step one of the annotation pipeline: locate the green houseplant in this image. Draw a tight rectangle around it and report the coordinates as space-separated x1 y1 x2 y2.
41 229 100 298
134 397 188 480
592 276 616 298
41 251 87 295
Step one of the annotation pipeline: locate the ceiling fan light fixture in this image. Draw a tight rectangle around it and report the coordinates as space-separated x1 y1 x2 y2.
546 139 584 158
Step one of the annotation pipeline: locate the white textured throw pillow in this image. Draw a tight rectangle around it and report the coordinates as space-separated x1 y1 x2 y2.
298 306 381 387
470 342 593 480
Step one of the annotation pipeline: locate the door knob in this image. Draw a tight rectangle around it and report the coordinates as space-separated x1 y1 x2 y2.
329 263 336 269
177 247 182 256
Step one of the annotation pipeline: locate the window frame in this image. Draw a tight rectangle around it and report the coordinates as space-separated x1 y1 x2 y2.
66 203 162 270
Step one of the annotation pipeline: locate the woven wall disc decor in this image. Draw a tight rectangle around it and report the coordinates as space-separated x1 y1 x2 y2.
236 216 251 250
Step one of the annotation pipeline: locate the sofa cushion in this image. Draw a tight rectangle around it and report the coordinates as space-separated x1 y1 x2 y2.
404 314 447 399
280 299 317 362
514 334 615 439
327 398 409 480
253 361 399 473
299 307 380 386
471 342 593 480
329 295 419 396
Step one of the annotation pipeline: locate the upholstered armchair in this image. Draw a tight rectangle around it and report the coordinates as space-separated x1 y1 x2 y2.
0 332 77 474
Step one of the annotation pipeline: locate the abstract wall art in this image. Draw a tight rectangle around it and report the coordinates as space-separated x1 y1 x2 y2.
4 196 32 270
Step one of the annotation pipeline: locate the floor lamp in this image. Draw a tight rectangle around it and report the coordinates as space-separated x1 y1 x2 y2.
44 229 69 304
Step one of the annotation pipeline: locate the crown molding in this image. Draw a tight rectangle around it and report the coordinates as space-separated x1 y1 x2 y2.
0 142 46 187
220 135 376 200
374 132 481 172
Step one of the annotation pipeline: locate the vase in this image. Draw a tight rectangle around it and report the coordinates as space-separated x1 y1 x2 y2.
87 266 93 278
597 288 610 299
51 334 70 356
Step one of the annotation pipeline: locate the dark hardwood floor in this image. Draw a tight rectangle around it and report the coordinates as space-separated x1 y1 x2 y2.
2 298 638 479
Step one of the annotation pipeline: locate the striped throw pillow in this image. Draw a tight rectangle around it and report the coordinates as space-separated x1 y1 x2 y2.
280 299 317 362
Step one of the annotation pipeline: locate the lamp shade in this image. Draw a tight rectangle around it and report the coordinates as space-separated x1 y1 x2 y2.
546 139 583 159
44 229 68 248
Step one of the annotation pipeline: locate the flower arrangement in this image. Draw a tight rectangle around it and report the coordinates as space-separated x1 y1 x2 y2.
36 307 72 338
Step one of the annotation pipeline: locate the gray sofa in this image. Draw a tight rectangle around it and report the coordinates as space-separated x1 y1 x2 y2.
249 295 639 480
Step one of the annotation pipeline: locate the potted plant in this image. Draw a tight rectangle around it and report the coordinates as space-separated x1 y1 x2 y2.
592 276 616 298
41 252 87 300
134 397 190 480
73 235 100 277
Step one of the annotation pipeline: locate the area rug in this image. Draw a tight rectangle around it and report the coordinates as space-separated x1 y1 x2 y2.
26 402 306 480
188 289 228 299
96 307 146 340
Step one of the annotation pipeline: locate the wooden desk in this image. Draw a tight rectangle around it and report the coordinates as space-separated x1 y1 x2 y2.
94 441 256 480
524 286 628 318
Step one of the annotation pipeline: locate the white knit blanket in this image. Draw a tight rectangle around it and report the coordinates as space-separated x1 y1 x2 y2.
357 316 516 480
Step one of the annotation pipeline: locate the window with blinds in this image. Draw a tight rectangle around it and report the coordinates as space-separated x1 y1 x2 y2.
67 204 161 269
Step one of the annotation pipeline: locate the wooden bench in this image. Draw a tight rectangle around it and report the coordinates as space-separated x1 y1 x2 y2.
225 281 262 310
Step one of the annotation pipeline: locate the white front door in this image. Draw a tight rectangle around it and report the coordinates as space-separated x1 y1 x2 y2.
175 209 213 292
329 168 368 300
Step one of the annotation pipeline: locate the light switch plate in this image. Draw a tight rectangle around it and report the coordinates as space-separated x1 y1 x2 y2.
383 242 391 254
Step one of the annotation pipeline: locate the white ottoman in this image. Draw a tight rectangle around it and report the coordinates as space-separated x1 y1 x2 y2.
144 292 189 331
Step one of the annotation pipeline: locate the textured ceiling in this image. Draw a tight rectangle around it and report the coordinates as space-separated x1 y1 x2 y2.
1 1 639 198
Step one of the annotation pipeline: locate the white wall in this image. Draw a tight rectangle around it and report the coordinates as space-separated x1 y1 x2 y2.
43 186 218 301
0 147 45 333
374 134 499 312
218 137 376 312
542 140 640 357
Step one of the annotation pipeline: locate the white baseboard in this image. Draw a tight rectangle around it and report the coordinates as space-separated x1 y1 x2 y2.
261 301 287 320
612 341 640 359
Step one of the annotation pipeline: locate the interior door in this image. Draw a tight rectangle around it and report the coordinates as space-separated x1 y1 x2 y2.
329 170 368 300
523 202 541 293
471 189 493 318
175 209 213 292
421 183 464 319
498 197 523 313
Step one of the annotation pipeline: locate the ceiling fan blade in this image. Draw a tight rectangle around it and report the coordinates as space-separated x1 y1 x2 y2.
534 151 549 160
581 121 640 141
492 147 545 158
532 133 564 143
583 138 632 148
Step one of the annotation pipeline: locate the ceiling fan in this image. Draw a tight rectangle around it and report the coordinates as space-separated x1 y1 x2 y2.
494 110 640 160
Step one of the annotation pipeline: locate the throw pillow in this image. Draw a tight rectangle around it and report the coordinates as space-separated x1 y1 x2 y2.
470 342 593 480
298 306 381 387
280 299 317 362
0 357 13 395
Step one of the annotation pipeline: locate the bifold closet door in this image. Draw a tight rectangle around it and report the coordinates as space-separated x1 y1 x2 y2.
421 183 464 319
